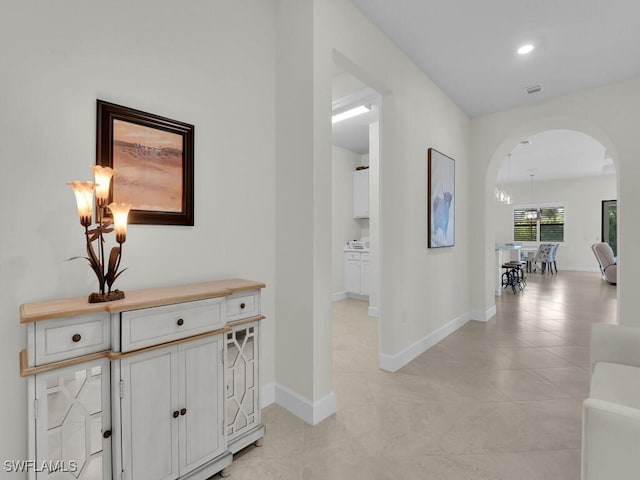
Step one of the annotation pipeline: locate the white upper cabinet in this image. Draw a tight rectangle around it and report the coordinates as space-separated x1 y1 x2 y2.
353 168 369 219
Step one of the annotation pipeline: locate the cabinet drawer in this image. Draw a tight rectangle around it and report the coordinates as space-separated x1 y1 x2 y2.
226 292 260 322
345 252 361 261
35 313 110 365
120 298 225 352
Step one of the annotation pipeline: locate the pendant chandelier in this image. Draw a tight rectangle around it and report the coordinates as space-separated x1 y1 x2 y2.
525 174 540 221
495 153 512 204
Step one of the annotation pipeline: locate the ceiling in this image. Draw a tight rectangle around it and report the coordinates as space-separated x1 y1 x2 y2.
349 0 640 117
497 129 613 184
334 1 634 177
332 68 380 154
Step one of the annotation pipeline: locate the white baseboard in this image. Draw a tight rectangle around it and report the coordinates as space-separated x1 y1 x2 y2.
368 306 379 317
332 291 347 301
346 292 369 301
274 383 336 425
469 305 496 322
379 311 470 372
261 382 275 408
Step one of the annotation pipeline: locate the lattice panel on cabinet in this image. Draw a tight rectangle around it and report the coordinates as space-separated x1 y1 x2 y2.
225 325 257 438
37 363 107 479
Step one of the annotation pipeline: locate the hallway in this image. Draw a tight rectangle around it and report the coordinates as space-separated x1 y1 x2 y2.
224 271 617 479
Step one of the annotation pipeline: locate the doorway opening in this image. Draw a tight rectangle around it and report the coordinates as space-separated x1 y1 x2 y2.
491 128 618 314
331 60 381 376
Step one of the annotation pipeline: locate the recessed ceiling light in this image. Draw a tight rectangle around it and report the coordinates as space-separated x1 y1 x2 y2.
517 44 535 55
332 105 371 124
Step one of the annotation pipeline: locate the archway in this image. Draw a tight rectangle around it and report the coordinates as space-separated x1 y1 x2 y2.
480 117 620 323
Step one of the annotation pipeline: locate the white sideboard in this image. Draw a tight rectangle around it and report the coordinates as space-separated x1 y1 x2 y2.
20 279 265 480
344 250 370 298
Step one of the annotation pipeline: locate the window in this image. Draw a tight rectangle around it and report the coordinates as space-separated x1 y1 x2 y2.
514 205 565 243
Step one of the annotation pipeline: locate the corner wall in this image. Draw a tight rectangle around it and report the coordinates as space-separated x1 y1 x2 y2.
315 0 472 370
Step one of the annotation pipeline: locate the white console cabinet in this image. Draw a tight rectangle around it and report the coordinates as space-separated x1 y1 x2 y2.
20 279 265 480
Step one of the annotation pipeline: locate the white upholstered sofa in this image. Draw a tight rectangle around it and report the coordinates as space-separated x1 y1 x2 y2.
582 324 640 479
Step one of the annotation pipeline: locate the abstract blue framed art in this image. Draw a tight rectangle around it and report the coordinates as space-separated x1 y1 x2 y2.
428 148 455 248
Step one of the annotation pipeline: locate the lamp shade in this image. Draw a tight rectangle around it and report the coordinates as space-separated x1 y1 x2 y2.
67 181 96 227
108 202 132 243
90 166 114 203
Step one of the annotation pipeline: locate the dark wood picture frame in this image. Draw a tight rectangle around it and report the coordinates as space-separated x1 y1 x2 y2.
428 148 455 248
96 100 194 226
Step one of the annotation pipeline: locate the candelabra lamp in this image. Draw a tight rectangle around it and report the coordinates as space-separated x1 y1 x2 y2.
67 166 132 303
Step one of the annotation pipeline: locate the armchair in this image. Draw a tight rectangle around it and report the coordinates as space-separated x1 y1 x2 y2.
582 325 640 480
591 242 617 284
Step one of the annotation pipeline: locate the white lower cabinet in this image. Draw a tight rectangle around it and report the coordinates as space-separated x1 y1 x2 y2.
119 336 226 480
344 251 370 297
34 358 112 479
21 279 266 480
361 255 371 296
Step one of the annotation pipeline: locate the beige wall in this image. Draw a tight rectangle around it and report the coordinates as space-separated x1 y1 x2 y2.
315 0 472 369
0 0 276 462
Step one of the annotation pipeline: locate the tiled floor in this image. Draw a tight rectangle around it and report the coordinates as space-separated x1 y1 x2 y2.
222 271 617 479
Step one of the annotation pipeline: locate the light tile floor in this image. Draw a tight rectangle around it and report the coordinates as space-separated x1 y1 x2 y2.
221 271 617 479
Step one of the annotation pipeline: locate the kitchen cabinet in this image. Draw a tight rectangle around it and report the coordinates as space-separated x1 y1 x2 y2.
20 279 266 480
344 251 370 298
353 168 369 219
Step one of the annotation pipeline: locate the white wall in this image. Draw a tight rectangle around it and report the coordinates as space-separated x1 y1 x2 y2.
332 146 362 294
494 175 616 271
470 77 640 326
0 0 276 463
368 122 380 315
314 0 471 370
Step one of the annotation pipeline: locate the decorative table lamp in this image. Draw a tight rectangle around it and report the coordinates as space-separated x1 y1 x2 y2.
68 166 132 303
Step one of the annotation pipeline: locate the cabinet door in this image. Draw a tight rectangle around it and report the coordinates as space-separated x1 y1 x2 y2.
35 359 111 479
226 323 259 439
120 347 179 480
179 336 225 473
345 259 361 294
353 169 369 218
361 260 371 296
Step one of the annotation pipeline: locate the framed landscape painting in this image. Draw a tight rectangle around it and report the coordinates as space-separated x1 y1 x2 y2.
428 148 455 248
96 100 194 225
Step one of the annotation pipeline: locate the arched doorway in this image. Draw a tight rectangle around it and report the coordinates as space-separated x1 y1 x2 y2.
481 120 620 322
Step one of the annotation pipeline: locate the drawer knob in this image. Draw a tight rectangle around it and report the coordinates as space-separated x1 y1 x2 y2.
180 408 187 416
72 334 82 343
240 303 246 309
177 318 184 326
172 411 179 418
103 430 112 439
